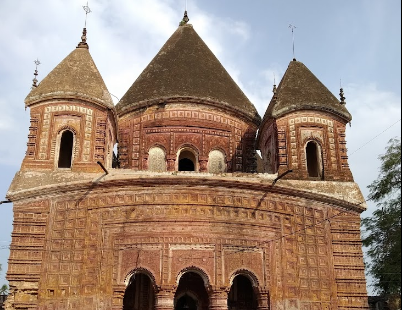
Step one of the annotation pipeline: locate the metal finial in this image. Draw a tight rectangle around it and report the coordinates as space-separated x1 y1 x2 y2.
340 87 346 105
289 24 296 60
77 2 91 48
83 1 91 28
31 59 41 89
180 10 190 26
272 73 277 99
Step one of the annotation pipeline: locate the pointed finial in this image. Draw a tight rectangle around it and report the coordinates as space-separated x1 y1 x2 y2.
339 88 346 105
31 59 41 89
272 73 277 99
180 10 190 26
289 24 297 60
77 2 91 48
83 1 91 28
77 27 89 48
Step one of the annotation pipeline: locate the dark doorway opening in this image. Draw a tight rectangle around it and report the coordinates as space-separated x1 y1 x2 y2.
123 273 155 310
179 158 195 171
306 141 322 178
228 275 257 310
58 130 73 168
176 294 198 310
174 272 209 310
178 149 196 171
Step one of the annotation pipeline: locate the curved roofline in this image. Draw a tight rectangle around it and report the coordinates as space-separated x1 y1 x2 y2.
117 96 261 126
25 91 114 110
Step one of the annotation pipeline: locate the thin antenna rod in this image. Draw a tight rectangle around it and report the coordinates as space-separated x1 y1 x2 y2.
185 0 187 11
289 24 297 60
83 1 91 28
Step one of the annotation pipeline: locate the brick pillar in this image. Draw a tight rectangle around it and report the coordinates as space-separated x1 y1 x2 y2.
257 288 270 310
167 155 176 172
199 157 208 172
209 288 228 310
155 288 175 310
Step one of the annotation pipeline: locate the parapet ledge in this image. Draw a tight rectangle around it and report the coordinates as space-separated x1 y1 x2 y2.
6 170 366 210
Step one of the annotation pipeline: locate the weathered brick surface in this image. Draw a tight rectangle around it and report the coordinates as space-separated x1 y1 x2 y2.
6 173 369 309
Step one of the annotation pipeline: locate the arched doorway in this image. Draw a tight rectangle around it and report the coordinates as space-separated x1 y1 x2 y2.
306 141 323 179
58 130 74 168
178 149 197 171
228 275 258 310
123 273 155 310
174 272 209 310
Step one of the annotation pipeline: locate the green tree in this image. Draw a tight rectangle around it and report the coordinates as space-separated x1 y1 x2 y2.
0 264 8 295
362 138 401 309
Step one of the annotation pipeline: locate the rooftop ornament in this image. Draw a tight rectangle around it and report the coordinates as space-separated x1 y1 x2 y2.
180 10 190 26
31 59 41 89
77 1 91 48
339 79 346 105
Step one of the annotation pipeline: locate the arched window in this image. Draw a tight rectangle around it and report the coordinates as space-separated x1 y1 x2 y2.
148 147 166 172
228 275 258 310
174 272 209 310
208 150 226 173
306 141 323 179
58 130 74 168
178 149 197 171
123 273 155 310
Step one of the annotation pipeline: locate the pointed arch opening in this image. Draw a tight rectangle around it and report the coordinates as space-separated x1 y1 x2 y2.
306 141 323 179
123 272 155 310
58 130 74 168
178 148 197 172
228 275 258 310
174 272 209 310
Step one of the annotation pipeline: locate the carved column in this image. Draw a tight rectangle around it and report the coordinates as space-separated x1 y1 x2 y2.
209 288 228 310
142 154 149 170
256 287 270 310
155 287 175 310
199 156 208 172
167 155 176 172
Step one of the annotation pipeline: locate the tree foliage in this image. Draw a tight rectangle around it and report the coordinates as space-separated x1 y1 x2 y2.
362 138 401 305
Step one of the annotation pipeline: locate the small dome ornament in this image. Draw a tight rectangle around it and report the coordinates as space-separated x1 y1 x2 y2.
339 87 346 105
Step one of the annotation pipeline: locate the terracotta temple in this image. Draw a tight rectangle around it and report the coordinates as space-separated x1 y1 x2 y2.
5 10 369 310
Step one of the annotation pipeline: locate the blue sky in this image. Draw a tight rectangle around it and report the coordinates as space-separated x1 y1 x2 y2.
0 0 400 295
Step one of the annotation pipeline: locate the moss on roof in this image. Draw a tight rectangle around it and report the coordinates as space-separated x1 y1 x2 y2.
263 60 352 122
116 24 260 122
25 47 114 109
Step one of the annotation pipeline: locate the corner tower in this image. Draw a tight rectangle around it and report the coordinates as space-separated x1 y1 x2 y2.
258 59 353 181
21 29 117 173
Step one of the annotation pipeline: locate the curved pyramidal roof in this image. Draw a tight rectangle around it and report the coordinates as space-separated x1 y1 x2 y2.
264 60 352 122
116 24 260 122
25 36 113 109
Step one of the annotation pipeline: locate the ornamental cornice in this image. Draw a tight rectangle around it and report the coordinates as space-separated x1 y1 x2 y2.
7 172 366 213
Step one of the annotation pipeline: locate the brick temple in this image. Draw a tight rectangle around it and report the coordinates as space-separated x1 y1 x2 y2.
5 11 369 310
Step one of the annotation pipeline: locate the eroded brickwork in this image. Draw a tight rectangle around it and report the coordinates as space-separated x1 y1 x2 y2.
6 176 369 309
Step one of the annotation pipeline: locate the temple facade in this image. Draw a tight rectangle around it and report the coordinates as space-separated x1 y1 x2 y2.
5 12 369 310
